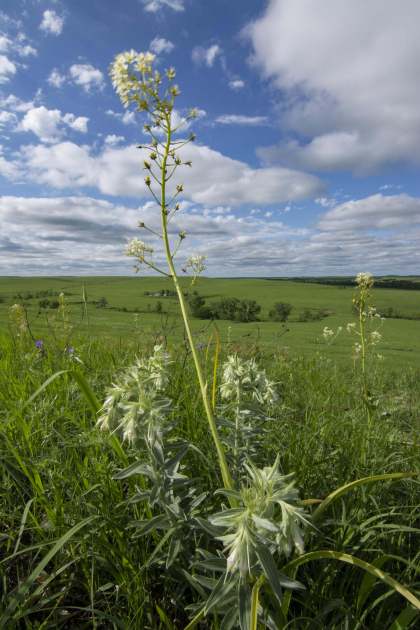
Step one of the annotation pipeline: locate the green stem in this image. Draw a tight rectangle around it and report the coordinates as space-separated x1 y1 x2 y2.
159 111 234 493
250 576 264 629
234 384 241 478
358 293 373 449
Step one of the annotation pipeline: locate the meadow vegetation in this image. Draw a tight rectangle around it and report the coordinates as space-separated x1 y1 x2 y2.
1 306 419 628
1 49 419 629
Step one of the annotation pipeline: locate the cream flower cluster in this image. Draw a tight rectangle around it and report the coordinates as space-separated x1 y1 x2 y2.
97 345 171 444
322 325 342 343
125 238 154 260
185 254 206 281
220 354 277 406
110 50 155 108
210 457 309 576
348 272 385 360
9 303 28 336
356 272 374 289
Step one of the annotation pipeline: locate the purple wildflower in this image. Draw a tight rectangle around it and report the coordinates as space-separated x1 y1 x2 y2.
35 339 43 349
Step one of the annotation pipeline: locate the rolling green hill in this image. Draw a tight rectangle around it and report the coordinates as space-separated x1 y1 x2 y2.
1 276 420 367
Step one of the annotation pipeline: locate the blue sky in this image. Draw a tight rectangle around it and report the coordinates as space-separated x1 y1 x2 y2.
1 0 420 276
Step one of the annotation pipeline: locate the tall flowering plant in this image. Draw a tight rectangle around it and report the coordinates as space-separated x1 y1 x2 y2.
104 52 420 628
110 50 233 492
348 273 384 432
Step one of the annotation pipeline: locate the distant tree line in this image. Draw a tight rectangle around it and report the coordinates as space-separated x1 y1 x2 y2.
187 292 261 322
186 292 336 324
290 277 420 290
14 290 73 300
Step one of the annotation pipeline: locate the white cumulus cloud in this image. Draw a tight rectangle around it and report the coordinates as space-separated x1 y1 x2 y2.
48 68 66 88
192 44 222 68
39 10 64 36
150 37 175 54
0 110 17 128
228 79 245 91
0 93 35 112
69 63 104 92
106 109 136 125
141 0 185 12
2 193 420 276
14 140 323 204
0 54 16 83
19 106 89 143
0 34 11 52
318 194 420 232
248 0 420 172
104 134 125 146
215 115 268 126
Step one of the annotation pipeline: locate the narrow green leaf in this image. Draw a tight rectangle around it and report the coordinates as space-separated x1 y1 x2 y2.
204 573 236 615
24 368 100 415
238 581 251 630
113 460 149 480
211 325 221 411
283 550 420 610
166 536 182 568
313 472 419 522
388 605 419 629
356 554 394 612
183 608 205 630
13 498 34 556
1 515 98 624
70 369 100 414
255 544 283 606
221 606 239 630
24 370 69 407
156 604 174 629
129 514 169 536
256 544 304 606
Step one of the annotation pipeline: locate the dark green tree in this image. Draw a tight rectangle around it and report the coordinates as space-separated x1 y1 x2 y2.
268 302 293 322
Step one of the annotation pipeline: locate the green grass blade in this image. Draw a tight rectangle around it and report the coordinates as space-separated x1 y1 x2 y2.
24 368 99 415
388 605 419 629
312 472 419 522
70 369 100 414
183 608 205 630
1 515 99 623
211 326 221 411
283 550 420 610
356 554 396 613
23 370 69 407
13 498 34 556
156 604 175 629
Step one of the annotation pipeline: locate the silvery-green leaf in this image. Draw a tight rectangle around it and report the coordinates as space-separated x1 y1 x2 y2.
129 514 170 535
238 581 252 630
252 515 279 532
204 573 237 614
255 543 283 605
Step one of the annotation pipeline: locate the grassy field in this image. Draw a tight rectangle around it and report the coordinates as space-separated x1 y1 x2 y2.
1 275 420 627
1 322 419 627
1 275 420 367
1 273 420 627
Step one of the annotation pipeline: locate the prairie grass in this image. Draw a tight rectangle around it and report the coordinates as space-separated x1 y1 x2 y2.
1 276 420 369
1 331 419 628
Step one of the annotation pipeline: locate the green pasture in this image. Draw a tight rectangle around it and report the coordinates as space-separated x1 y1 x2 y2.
1 275 420 367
